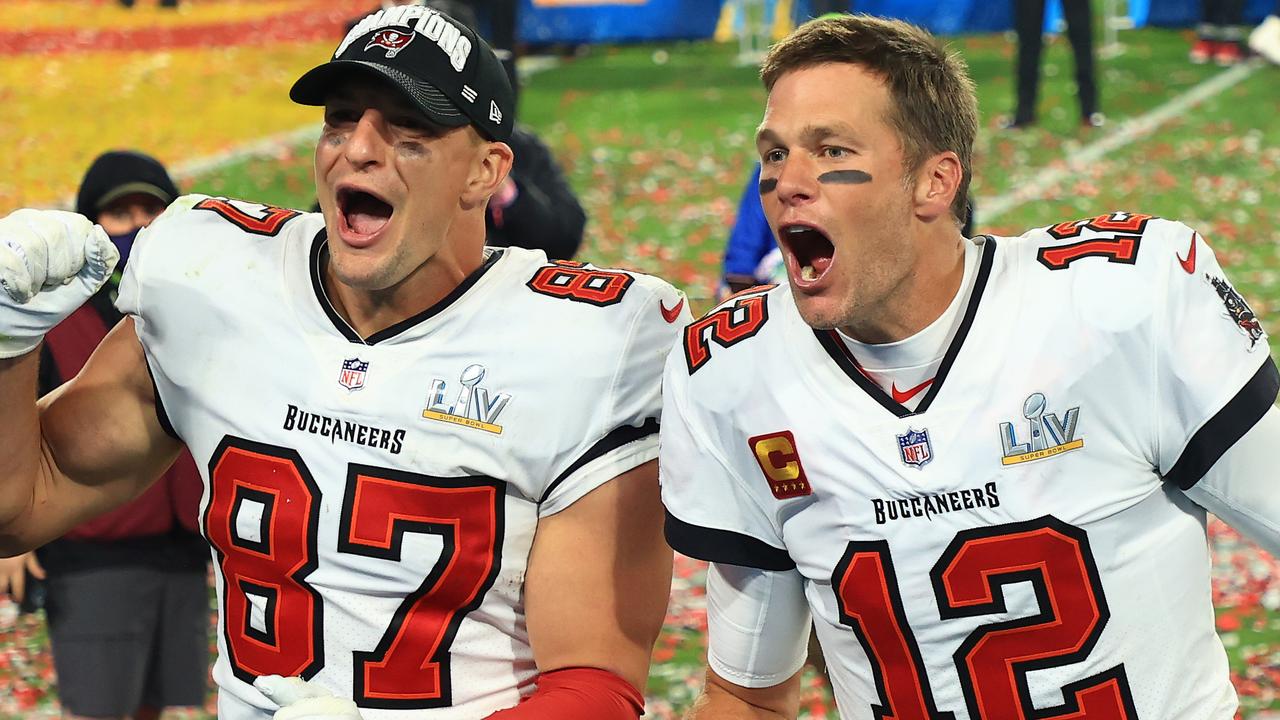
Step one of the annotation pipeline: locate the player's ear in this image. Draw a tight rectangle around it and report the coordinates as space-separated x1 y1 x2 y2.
462 136 514 208
912 150 962 222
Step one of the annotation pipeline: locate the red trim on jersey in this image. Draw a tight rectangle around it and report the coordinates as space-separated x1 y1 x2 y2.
483 667 643 719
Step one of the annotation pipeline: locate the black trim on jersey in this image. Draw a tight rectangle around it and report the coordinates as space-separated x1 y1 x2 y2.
143 356 181 441
308 231 504 345
1165 356 1280 490
664 511 796 571
813 237 997 418
539 418 659 504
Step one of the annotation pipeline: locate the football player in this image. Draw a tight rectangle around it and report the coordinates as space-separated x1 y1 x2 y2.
661 13 1279 720
0 6 688 720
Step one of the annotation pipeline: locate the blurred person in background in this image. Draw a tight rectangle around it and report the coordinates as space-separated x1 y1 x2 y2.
1006 0 1102 129
1249 1 1280 63
1191 0 1247 65
0 150 208 720
466 0 521 103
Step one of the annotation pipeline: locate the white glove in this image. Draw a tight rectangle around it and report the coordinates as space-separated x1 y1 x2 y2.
0 209 119 359
254 675 363 720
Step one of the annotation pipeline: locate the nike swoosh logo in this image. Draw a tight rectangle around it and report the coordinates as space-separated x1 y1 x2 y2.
660 297 685 324
891 378 934 404
1178 232 1198 274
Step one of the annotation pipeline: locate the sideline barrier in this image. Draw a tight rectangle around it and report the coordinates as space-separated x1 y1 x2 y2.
518 0 1270 44
518 0 722 43
1145 0 1273 26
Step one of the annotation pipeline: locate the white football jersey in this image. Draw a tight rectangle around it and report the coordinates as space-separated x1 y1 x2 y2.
661 213 1278 720
117 195 688 720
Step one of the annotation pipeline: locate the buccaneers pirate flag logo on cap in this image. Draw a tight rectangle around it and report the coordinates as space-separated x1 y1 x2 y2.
290 5 514 142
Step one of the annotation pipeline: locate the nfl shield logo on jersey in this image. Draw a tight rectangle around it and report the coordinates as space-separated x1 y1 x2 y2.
897 428 933 468
338 358 369 392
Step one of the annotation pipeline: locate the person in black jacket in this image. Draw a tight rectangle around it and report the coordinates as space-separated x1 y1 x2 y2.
486 125 586 260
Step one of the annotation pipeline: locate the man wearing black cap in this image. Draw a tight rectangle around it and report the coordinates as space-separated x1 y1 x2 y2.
75 150 180 275
0 6 684 720
0 150 209 720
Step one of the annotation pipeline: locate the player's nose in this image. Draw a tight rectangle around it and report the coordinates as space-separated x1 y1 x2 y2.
344 109 388 170
774 156 818 207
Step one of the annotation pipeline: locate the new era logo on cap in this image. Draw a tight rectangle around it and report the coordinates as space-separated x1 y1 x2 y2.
290 5 513 141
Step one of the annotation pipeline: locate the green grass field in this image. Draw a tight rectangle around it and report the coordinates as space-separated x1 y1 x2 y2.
2 18 1279 720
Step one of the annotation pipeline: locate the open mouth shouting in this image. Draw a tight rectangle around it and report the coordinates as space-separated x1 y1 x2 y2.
779 223 835 289
336 185 395 248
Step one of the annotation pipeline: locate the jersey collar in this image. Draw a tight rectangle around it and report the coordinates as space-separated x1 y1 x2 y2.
308 230 504 345
813 236 997 418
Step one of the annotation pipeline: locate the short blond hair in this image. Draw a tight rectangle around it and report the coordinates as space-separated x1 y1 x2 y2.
761 14 978 224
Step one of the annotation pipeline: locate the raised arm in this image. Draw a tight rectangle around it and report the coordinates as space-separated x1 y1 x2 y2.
0 210 182 555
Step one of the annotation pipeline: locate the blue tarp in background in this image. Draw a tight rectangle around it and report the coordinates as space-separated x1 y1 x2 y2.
791 0 1264 33
817 0 1014 34
1145 0 1273 26
519 0 1274 44
518 0 722 44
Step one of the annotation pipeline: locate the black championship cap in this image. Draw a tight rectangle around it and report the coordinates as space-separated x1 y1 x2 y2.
75 150 179 220
291 5 514 142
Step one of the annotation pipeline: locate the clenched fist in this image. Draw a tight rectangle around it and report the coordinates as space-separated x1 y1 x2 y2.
0 209 119 358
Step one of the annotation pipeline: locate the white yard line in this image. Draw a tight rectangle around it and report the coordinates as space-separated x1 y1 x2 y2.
50 124 320 210
978 61 1260 223
170 123 320 182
